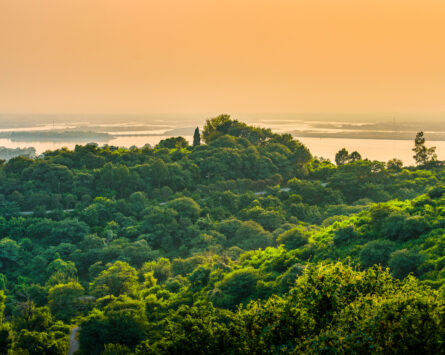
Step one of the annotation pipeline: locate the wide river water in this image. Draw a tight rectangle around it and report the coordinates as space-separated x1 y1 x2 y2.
0 135 443 166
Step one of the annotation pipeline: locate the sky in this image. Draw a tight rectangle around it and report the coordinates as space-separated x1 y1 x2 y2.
1 0 445 117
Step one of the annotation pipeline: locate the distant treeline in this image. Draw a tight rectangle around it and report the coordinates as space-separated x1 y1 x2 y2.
0 146 35 160
0 131 113 142
292 130 445 141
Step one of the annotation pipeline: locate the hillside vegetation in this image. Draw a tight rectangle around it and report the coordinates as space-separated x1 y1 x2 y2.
0 116 443 354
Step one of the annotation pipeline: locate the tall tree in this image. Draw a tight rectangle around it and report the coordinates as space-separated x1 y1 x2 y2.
193 127 201 146
335 148 349 166
90 261 138 298
48 282 84 322
387 158 403 171
348 151 362 162
412 131 437 167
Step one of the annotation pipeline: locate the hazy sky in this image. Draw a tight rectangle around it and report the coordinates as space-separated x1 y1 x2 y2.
1 0 445 116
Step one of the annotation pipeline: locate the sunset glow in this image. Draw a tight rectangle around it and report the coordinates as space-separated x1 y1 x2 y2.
1 0 445 115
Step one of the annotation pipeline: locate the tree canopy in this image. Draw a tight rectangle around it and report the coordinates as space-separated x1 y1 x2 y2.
0 118 443 354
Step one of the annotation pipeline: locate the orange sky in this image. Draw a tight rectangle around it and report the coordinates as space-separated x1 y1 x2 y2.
1 0 445 116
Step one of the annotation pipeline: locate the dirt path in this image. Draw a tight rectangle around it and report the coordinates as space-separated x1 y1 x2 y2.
68 326 80 355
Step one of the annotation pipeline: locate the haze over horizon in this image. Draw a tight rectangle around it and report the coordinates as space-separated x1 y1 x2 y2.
2 0 445 118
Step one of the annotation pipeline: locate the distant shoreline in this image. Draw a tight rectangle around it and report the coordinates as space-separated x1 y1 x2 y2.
291 131 445 141
0 131 113 142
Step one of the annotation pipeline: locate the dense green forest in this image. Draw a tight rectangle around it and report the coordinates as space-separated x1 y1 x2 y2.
0 116 443 354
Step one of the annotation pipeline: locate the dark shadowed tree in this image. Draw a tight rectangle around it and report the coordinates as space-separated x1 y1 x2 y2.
157 136 188 149
348 151 362 162
193 127 201 146
389 249 425 279
335 148 349 166
359 239 395 268
387 158 403 172
412 131 437 167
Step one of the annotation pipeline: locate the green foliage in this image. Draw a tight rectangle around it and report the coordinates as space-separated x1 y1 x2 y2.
428 184 444 199
142 258 172 283
389 249 426 279
0 323 13 354
210 268 259 309
0 238 21 270
335 148 362 165
387 158 403 171
15 329 67 355
382 213 430 241
167 197 201 221
295 276 444 354
157 136 188 149
231 220 273 250
189 265 210 288
79 297 147 354
193 127 201 147
0 118 443 354
137 304 232 355
276 227 309 250
333 224 359 245
102 343 132 354
335 148 349 166
140 263 444 354
48 282 84 322
413 131 437 167
90 261 138 297
0 291 5 322
359 239 395 268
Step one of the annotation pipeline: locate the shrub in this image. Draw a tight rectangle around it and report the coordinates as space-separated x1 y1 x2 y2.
276 227 309 250
333 225 359 245
359 239 395 268
389 249 426 279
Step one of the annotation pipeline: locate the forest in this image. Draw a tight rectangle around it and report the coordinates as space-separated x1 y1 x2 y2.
0 115 443 354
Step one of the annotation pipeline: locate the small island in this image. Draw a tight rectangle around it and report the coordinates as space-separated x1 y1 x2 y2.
3 131 114 142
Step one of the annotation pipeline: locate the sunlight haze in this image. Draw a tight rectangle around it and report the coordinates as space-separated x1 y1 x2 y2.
1 0 445 116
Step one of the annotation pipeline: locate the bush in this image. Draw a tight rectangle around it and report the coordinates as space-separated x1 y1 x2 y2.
389 249 426 279
231 221 273 250
428 185 444 199
359 239 395 268
333 225 359 245
382 213 430 241
102 343 132 355
210 268 259 309
0 323 13 354
276 227 309 250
